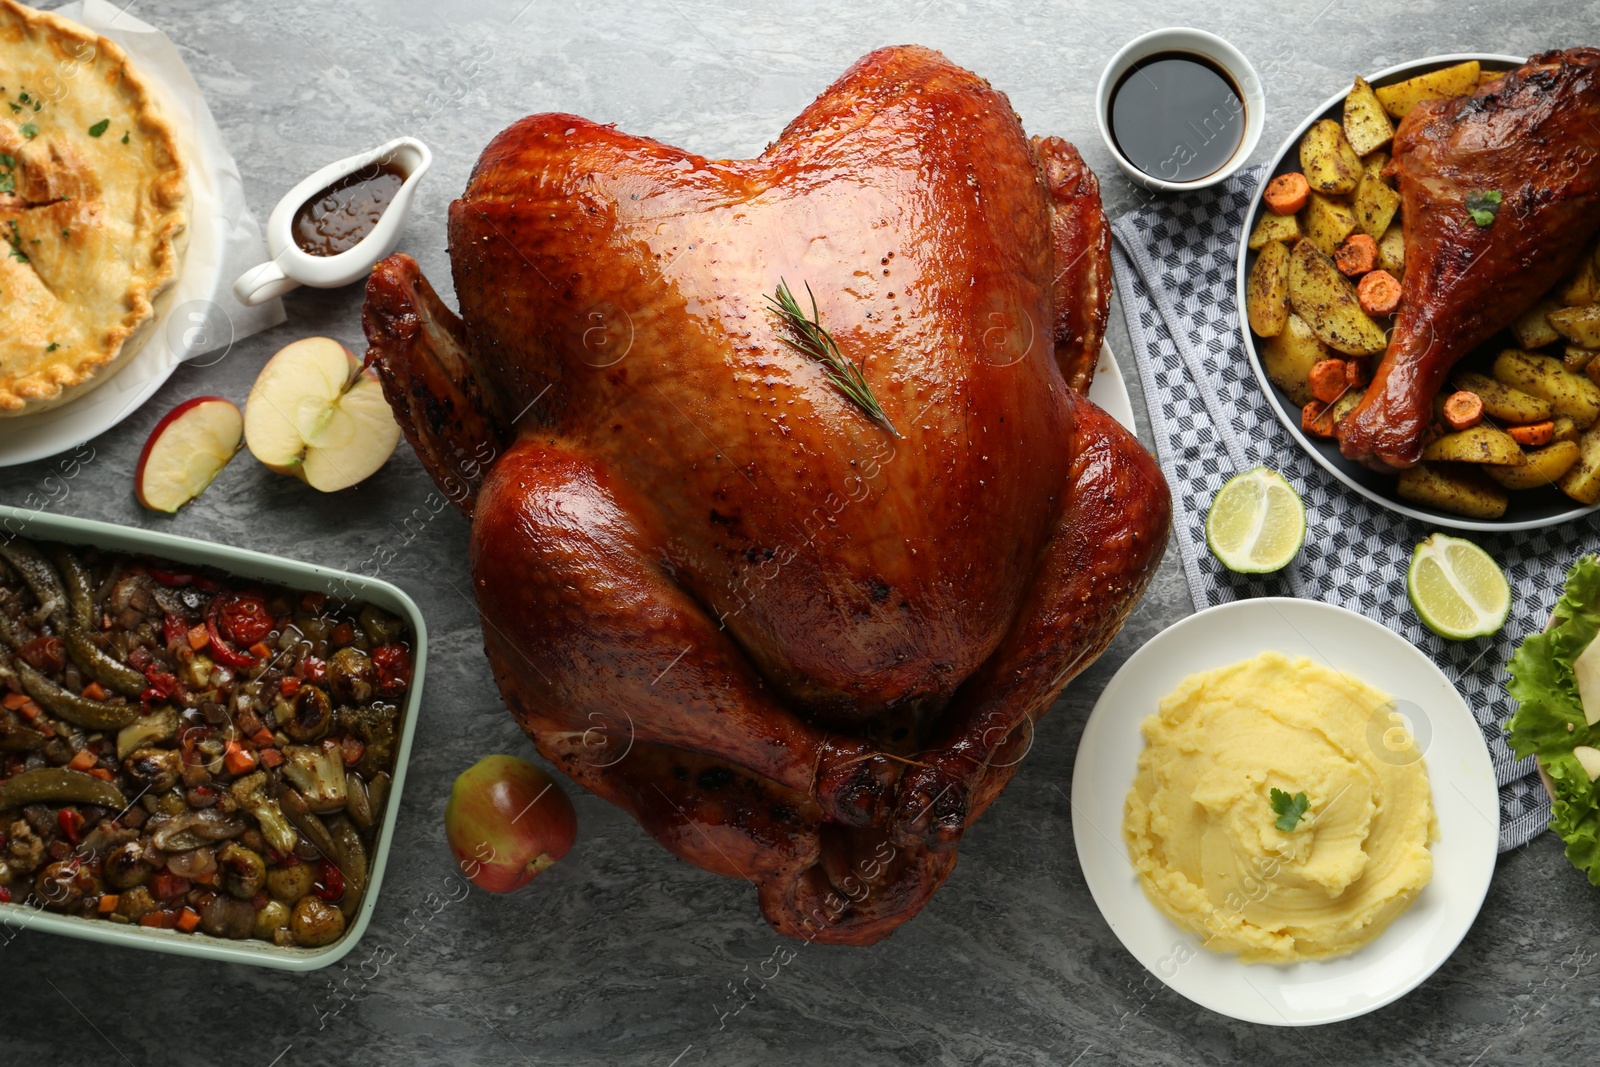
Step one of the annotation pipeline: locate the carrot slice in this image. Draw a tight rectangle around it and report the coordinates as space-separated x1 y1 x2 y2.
1 692 28 711
98 894 120 914
81 681 108 701
177 907 202 932
1508 421 1555 447
1333 234 1378 277
1442 391 1485 431
66 749 97 772
1301 400 1336 438
1309 360 1350 404
223 740 258 777
1358 269 1402 316
1264 172 1311 215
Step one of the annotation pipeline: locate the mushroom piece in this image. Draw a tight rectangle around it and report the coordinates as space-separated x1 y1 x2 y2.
201 894 257 939
104 841 154 889
219 842 266 899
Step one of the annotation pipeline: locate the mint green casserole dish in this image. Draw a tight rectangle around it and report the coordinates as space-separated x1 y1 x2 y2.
0 503 425 971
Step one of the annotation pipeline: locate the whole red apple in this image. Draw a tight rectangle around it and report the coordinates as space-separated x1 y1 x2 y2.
446 755 577 892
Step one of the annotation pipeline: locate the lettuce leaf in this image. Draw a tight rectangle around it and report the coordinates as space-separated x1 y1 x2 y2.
1507 556 1600 884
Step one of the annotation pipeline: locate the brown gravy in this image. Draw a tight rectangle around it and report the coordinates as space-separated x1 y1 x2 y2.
292 160 406 257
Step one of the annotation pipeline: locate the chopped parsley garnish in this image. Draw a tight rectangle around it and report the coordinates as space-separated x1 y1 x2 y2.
121 131 129 144
19 122 37 138
0 153 13 167
1467 189 1503 227
45 343 58 352
0 172 12 195
1269 787 1311 832
5 102 18 113
88 118 109 138
5 219 27 262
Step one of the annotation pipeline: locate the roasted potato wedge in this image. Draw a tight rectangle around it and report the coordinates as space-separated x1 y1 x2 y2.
1396 462 1507 519
1376 223 1404 275
1420 425 1525 465
1299 119 1362 195
1487 441 1581 489
1558 426 1600 505
1512 298 1563 350
1361 150 1390 183
1353 171 1401 240
1374 61 1480 120
1287 240 1389 356
1554 415 1581 443
1342 77 1395 156
1565 345 1598 375
1558 253 1600 307
1548 305 1600 349
1260 313 1331 405
1247 241 1291 338
1247 212 1301 250
1303 193 1360 257
1453 371 1554 423
1493 349 1600 427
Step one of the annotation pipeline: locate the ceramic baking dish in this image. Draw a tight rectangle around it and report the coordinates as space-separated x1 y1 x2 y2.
0 504 425 970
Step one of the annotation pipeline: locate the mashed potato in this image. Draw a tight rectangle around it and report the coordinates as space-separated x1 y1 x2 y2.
1122 651 1436 963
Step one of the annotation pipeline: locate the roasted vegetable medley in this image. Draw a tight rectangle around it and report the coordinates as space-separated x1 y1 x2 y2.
0 537 410 948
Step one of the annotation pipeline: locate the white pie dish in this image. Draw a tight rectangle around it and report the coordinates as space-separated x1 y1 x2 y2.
1071 597 1498 1025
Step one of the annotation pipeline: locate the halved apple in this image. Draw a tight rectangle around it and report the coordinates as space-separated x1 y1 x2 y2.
135 396 244 512
243 337 400 492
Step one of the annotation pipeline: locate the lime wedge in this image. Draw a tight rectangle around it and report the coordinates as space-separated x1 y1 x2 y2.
1406 533 1510 640
1205 467 1306 573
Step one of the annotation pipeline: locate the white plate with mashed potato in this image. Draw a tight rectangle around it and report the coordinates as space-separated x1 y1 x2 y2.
1071 597 1498 1026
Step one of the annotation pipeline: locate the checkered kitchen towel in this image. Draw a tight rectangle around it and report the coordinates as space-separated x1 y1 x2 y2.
1109 163 1593 852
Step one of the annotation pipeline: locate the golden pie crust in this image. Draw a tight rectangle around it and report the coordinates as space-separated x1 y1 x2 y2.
0 0 187 416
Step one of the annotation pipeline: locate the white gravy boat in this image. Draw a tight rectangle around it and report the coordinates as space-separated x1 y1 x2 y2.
233 136 431 307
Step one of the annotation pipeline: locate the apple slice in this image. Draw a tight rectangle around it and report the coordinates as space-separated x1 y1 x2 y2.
135 396 244 512
243 337 401 492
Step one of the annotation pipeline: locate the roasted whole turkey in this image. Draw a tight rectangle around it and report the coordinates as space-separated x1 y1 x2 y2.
362 45 1170 944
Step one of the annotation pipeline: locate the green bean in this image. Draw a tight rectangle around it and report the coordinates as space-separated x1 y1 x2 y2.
17 662 139 730
0 766 127 809
0 538 67 631
47 546 96 629
327 813 369 921
0 714 46 751
62 629 147 698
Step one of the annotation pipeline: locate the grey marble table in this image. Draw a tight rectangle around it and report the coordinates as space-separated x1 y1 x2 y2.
3 1 1597 1064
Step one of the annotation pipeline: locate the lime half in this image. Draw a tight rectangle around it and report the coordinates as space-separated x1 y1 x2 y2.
1205 467 1306 573
1406 533 1511 640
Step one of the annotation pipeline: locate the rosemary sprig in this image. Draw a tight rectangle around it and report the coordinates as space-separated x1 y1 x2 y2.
766 278 898 437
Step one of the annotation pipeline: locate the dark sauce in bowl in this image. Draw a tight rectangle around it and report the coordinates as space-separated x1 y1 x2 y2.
291 160 406 257
1110 52 1246 183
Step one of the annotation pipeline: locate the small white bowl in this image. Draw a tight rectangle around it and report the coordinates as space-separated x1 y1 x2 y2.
233 136 431 306
1095 27 1265 193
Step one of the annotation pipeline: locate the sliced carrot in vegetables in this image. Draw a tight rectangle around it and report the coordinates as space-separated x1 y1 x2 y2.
223 740 258 776
1358 269 1402 316
249 642 272 660
14 700 41 721
1309 359 1350 404
1264 172 1311 215
87 768 114 781
251 727 277 749
1333 233 1378 277
1442 391 1485 431
1 692 28 711
1508 421 1555 447
98 894 120 914
187 624 210 650
1301 400 1337 438
66 749 97 772
260 747 284 768
1344 359 1371 388
81 681 109 701
177 907 202 932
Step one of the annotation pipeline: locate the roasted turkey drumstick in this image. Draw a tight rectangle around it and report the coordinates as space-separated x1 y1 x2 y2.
362 45 1169 944
1337 48 1600 470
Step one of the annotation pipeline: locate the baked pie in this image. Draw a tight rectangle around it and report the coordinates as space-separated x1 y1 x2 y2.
0 0 186 416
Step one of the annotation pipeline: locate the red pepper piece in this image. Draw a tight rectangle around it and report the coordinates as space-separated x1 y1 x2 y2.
146 567 194 586
57 808 84 846
0 886 10 903
205 616 257 668
149 872 190 900
215 592 273 647
312 860 344 902
163 613 188 648
302 656 327 685
19 636 65 673
279 676 301 697
371 644 412 697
